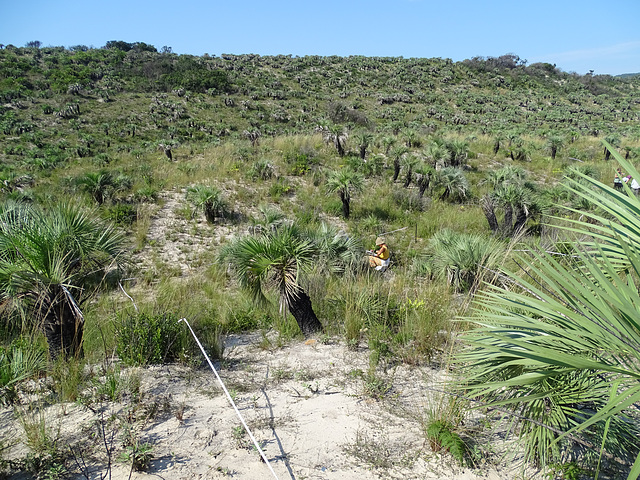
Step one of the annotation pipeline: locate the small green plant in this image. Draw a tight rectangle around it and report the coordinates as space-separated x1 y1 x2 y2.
17 406 66 478
185 184 228 222
362 373 392 400
104 203 137 226
231 425 247 448
93 365 141 402
546 462 588 480
268 178 293 199
119 442 153 472
425 419 467 465
42 462 68 480
248 158 275 180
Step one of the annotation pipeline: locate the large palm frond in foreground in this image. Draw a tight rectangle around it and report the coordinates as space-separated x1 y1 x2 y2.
457 142 640 478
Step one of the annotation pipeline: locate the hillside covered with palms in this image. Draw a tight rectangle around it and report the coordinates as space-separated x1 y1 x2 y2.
2 41 640 479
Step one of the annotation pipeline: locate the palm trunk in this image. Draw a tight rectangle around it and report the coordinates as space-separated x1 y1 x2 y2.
340 191 350 218
393 160 400 182
481 195 499 233
503 205 513 233
42 295 84 359
513 208 528 234
287 289 323 336
417 175 430 197
403 168 412 188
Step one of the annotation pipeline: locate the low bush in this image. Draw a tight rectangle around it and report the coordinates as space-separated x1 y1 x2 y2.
115 311 193 366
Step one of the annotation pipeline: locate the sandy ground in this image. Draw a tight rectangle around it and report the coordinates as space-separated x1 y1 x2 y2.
2 334 545 480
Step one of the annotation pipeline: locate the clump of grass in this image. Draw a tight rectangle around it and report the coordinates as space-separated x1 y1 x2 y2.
423 392 470 465
16 405 67 478
0 339 47 405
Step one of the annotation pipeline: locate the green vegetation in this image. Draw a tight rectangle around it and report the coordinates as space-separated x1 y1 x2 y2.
457 145 640 477
1 42 640 478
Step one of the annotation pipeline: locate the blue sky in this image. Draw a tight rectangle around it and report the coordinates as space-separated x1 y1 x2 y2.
2 0 639 75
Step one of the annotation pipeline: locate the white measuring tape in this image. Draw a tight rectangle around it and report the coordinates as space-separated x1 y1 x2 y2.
179 318 280 480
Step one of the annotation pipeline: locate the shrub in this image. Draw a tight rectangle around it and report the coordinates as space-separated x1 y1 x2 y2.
115 312 192 366
104 203 137 226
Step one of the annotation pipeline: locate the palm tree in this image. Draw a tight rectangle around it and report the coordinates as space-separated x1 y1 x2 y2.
428 229 503 293
433 167 470 202
75 171 117 205
546 135 565 160
447 139 469 167
390 145 408 182
249 205 285 235
482 168 545 236
424 141 450 169
186 185 228 222
321 124 348 157
456 143 640 473
402 128 421 148
415 163 435 197
353 131 373 160
401 153 419 188
326 168 364 219
0 202 126 359
381 135 397 154
301 222 363 276
218 225 323 336
483 165 527 190
603 134 620 160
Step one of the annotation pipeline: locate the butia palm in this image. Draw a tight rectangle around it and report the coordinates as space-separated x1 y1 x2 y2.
433 167 470 202
415 163 435 198
0 201 126 359
301 222 363 276
326 168 364 219
546 135 565 160
447 139 469 167
428 229 503 292
321 124 348 157
218 225 323 336
76 170 130 205
424 141 451 169
401 153 419 188
186 185 228 222
390 145 408 182
353 131 373 160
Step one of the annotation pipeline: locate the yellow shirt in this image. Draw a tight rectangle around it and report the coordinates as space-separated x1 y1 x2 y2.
376 244 389 260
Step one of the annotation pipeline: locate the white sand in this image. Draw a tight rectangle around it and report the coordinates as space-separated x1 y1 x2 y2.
1 335 545 480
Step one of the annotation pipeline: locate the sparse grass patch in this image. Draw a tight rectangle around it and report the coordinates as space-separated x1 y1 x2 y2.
343 427 416 471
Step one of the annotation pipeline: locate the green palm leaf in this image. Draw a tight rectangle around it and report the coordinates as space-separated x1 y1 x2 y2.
457 141 640 475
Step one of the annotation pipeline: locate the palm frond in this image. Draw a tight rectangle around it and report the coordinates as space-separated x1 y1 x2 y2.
457 141 640 472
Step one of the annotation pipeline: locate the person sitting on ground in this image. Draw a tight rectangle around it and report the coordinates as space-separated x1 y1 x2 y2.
614 168 624 190
368 237 390 271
